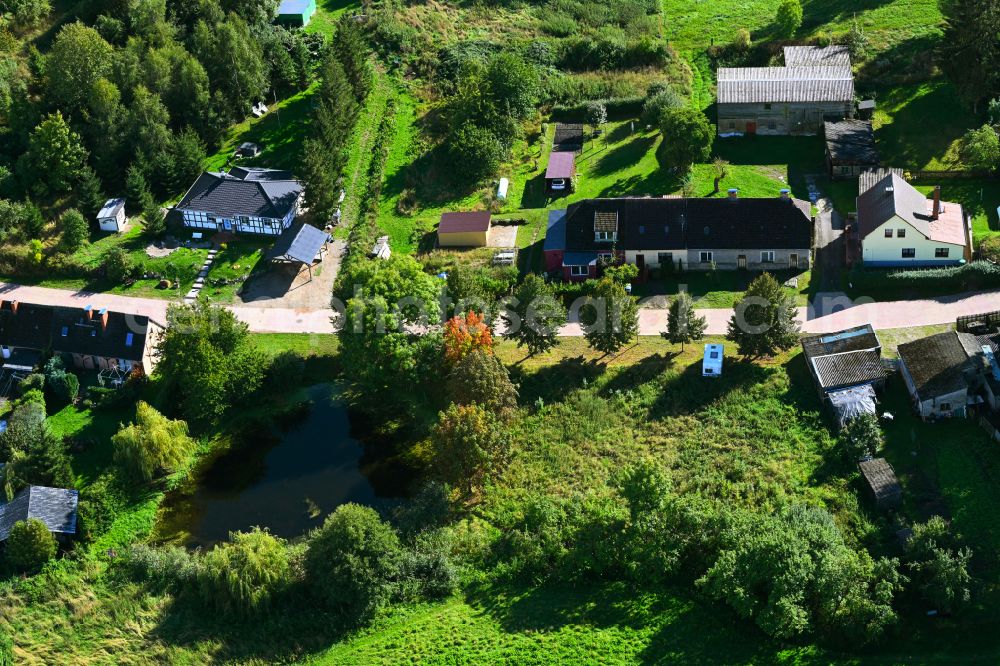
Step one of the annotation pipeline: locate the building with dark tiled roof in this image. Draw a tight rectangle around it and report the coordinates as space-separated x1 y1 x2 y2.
717 46 854 136
553 123 584 152
0 300 161 376
801 325 887 426
858 458 902 509
174 167 302 236
824 120 878 178
0 486 79 542
544 190 812 281
897 331 987 419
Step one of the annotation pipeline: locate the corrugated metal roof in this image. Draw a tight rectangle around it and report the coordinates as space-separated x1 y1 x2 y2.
717 66 854 104
97 198 125 219
784 45 851 67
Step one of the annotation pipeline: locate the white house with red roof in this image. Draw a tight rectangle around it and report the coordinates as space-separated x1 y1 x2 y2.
857 174 969 267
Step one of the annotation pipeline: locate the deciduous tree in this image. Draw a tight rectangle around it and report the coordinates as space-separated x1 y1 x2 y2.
447 349 518 414
431 403 512 497
59 208 89 252
20 112 89 196
656 107 713 174
960 124 1000 171
443 311 493 363
112 401 197 482
775 0 803 38
504 273 566 356
199 528 290 616
581 278 639 355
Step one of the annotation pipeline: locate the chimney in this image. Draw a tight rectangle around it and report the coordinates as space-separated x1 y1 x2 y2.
10 300 18 314
932 185 941 220
84 304 93 320
779 188 791 201
727 188 739 201
99 307 109 332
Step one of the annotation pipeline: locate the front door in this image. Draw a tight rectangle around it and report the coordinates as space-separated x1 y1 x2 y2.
635 254 645 270
746 121 757 135
789 253 798 269
737 255 747 269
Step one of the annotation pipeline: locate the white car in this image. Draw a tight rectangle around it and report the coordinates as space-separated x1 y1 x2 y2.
550 178 567 191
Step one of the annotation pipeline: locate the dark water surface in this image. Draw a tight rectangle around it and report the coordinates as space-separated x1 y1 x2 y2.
179 384 400 547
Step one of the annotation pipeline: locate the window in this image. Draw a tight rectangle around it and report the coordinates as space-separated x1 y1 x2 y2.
940 403 951 412
638 225 645 234
594 231 617 242
570 265 587 276
657 252 673 265
840 166 850 175
60 326 68 337
935 248 950 258
700 251 713 263
760 251 774 263
767 121 776 130
897 228 906 238
902 248 916 258
764 103 772 110
598 252 613 261
884 228 893 238
125 332 134 347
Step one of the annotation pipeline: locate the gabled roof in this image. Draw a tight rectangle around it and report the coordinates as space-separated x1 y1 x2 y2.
824 120 878 165
802 325 880 359
439 211 491 234
859 168 904 195
546 152 576 179
0 300 154 362
270 221 327 265
0 486 79 541
898 331 983 400
857 174 966 245
717 66 854 104
784 45 851 67
801 325 886 391
175 168 302 220
560 196 812 253
553 124 584 152
97 198 125 219
858 458 902 504
544 209 566 252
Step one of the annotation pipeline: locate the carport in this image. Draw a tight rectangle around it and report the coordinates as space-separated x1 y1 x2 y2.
268 221 328 281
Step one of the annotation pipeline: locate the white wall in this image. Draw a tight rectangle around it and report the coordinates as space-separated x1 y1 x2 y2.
862 214 964 266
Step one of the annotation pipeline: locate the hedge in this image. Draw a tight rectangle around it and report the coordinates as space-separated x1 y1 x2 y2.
849 260 1000 292
551 96 645 122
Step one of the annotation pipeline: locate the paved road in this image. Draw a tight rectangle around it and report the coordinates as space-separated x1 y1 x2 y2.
2 281 998 337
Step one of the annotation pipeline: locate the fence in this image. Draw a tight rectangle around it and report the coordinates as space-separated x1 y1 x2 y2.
957 309 1000 333
908 170 996 181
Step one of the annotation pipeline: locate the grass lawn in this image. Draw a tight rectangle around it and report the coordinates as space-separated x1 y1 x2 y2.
249 332 340 357
203 84 318 175
303 0 359 39
0 225 207 299
198 239 270 303
633 269 812 308
873 81 982 172
662 0 942 54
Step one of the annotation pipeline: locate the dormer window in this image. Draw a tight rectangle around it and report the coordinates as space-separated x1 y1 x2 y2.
594 211 618 242
60 326 68 337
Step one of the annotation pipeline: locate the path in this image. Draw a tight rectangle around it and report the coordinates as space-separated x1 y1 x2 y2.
2 281 999 337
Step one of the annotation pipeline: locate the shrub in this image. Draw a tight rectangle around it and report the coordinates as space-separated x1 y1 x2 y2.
850 261 1000 292
112 401 196 482
18 373 45 396
539 13 578 37
46 370 79 405
17 388 45 409
6 518 57 572
431 403 513 496
126 543 201 592
102 246 137 283
0 625 11 666
981 235 1000 262
58 208 88 252
304 503 404 623
199 528 291 616
641 87 684 126
266 350 306 394
775 0 803 38
397 529 458 601
550 95 644 121
446 123 507 185
839 413 883 460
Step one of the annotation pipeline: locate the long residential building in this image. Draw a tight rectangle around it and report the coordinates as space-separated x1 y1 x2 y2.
544 190 813 281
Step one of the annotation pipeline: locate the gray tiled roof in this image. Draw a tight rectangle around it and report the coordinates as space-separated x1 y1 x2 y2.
175 168 302 220
859 168 904 195
898 331 982 400
0 486 79 541
717 66 854 104
858 458 902 503
784 45 851 67
856 173 931 239
824 120 878 164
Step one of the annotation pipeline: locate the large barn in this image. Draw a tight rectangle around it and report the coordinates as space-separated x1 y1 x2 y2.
717 46 855 136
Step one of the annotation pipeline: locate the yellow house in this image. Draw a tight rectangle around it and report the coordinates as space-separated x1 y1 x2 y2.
857 174 968 267
437 211 491 247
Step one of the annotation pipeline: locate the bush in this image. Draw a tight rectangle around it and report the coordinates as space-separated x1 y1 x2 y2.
266 351 306 394
6 518 57 572
839 413 883 460
46 370 79 405
550 96 644 121
102 246 137 283
304 503 404 623
18 373 45 396
446 123 507 185
125 543 201 592
199 528 291 616
0 625 11 666
112 402 196 482
981 235 1000 262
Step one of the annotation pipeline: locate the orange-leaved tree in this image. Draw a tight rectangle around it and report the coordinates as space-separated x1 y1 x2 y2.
443 311 493 363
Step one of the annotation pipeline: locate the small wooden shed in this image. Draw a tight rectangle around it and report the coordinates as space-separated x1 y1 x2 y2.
858 457 902 509
545 151 576 194
437 211 491 247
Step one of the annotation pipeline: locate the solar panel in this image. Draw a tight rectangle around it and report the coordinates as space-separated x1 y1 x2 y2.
820 328 868 344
